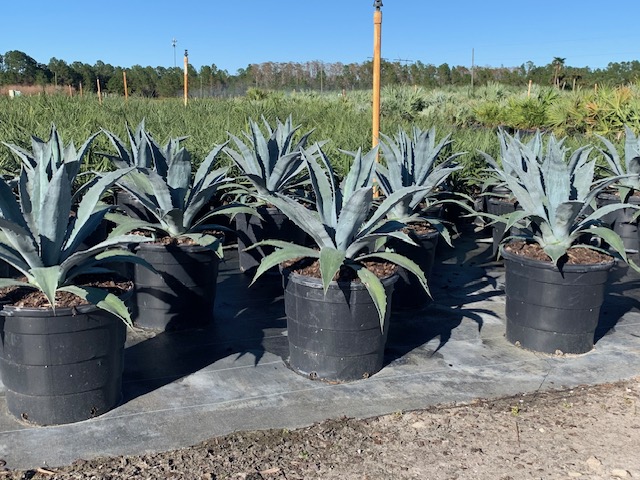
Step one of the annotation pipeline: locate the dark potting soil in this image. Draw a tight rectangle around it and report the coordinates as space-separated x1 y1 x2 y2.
504 241 613 265
0 277 133 309
287 259 397 282
133 231 224 246
403 223 437 236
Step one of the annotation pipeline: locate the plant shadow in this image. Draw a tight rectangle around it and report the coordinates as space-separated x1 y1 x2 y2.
121 255 287 403
385 229 503 365
597 254 640 342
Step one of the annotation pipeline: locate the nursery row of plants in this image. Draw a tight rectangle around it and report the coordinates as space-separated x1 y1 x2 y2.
1 96 640 430
2 84 639 186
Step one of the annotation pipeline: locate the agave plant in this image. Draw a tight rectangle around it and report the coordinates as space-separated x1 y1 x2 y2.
597 125 640 202
103 127 252 252
0 125 152 324
101 119 183 170
376 126 466 242
249 144 429 326
481 130 638 265
223 115 313 199
477 129 545 195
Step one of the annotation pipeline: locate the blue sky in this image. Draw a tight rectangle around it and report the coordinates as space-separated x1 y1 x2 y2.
2 0 639 73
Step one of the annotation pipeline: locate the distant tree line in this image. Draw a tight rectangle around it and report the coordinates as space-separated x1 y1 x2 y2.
1 49 639 97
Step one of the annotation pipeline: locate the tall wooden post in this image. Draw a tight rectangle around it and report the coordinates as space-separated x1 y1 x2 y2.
96 78 102 105
372 1 382 151
471 48 475 92
79 81 83 97
372 1 383 197
183 50 189 106
123 71 129 100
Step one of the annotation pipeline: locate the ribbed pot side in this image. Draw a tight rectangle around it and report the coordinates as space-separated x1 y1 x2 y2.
0 304 126 426
390 230 438 310
133 243 220 331
502 248 614 354
487 197 518 257
597 192 640 253
283 271 397 382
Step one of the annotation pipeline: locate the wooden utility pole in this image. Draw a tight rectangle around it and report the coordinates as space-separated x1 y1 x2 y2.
528 79 532 98
471 48 475 92
96 78 102 105
183 50 189 106
123 71 129 100
372 0 383 150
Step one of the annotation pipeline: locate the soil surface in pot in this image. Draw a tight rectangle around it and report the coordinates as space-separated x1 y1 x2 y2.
0 276 132 309
2 378 638 479
505 241 613 265
134 232 224 247
286 259 397 282
402 222 437 236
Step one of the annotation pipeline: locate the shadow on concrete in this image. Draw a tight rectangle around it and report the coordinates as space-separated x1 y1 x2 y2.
121 258 288 404
385 304 492 365
598 254 640 342
385 228 502 365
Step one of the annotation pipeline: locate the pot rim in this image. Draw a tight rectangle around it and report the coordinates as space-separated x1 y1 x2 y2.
283 268 398 290
501 245 615 273
134 241 220 252
0 288 133 318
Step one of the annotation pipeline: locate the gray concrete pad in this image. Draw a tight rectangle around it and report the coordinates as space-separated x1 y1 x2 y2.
2 224 640 470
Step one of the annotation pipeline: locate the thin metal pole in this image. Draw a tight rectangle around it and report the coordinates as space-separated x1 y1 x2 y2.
172 38 177 68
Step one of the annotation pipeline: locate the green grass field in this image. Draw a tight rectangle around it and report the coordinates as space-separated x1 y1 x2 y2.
1 85 636 191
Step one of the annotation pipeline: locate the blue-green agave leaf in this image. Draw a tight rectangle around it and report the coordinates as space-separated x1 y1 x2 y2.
60 285 133 327
319 246 346 294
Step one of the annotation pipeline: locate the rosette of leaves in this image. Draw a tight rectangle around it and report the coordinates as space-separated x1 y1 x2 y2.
249 144 430 327
480 130 638 266
103 127 253 254
376 126 466 242
223 115 313 201
476 128 545 196
596 125 640 202
0 125 152 325
101 119 182 170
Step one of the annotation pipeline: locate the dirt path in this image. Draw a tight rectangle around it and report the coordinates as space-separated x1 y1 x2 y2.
4 377 639 479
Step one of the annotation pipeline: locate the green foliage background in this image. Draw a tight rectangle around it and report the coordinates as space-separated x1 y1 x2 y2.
1 84 636 192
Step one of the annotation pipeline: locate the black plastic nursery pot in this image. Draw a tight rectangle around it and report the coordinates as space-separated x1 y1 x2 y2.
133 243 220 331
390 230 439 310
0 304 126 426
235 206 306 275
0 260 18 279
597 192 640 253
487 197 518 257
283 270 397 382
502 248 615 355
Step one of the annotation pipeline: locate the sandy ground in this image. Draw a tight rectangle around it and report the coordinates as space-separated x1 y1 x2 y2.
2 377 639 480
